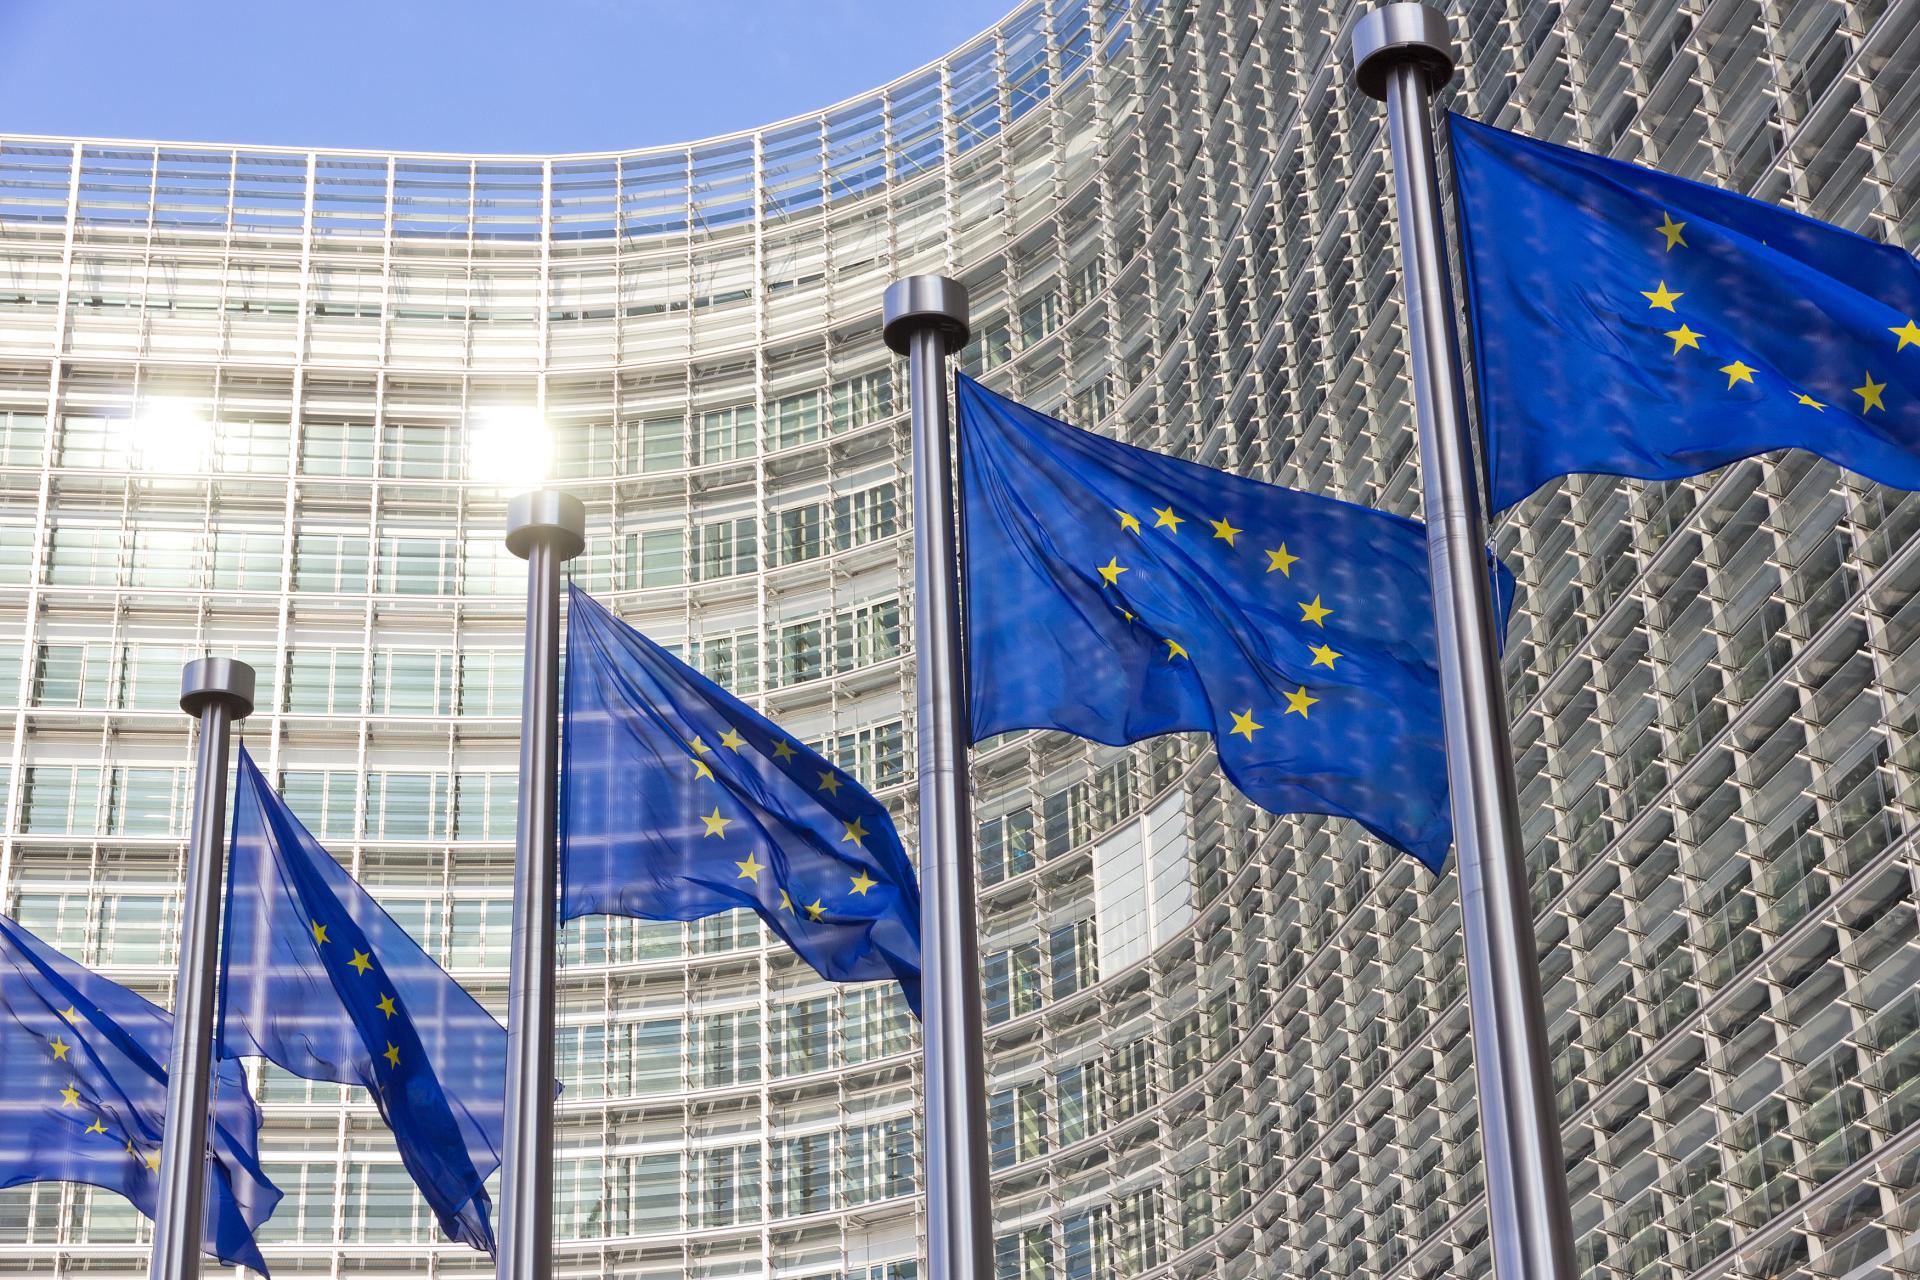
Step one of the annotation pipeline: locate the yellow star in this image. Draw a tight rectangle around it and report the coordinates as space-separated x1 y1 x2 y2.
60 1006 79 1023
850 871 877 896
778 889 794 913
1795 393 1825 411
376 993 397 1019
1664 324 1701 353
771 738 797 761
49 1036 70 1061
805 899 826 922
719 727 747 752
688 735 713 756
1656 212 1687 251
85 1118 107 1135
1165 638 1188 662
145 1151 160 1172
1152 505 1183 532
1641 281 1682 311
735 853 764 882
1284 686 1319 717
1310 643 1340 669
311 921 329 945
1855 373 1887 412
842 817 868 847
1719 360 1756 388
1229 709 1262 741
1210 517 1241 546
817 771 843 795
125 1140 136 1157
1116 509 1141 534
348 949 373 975
1097 557 1127 586
1119 607 1136 622
691 757 715 781
383 1042 401 1069
1891 318 1920 351
701 807 732 838
59 1084 80 1108
1265 545 1299 575
1299 595 1331 626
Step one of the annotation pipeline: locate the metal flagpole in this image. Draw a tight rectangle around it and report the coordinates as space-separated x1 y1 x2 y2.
497 491 585 1280
1351 7 1579 1278
884 276 993 1280
150 658 256 1280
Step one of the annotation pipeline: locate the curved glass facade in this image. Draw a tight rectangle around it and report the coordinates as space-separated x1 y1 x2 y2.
3 0 1920 1276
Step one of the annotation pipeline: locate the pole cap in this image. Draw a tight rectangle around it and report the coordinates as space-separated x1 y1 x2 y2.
882 276 970 355
180 657 256 720
506 490 587 562
1351 3 1456 100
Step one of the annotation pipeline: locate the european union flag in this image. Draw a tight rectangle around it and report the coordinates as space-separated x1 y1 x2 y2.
959 375 1512 871
219 748 506 1251
0 914 278 1272
1453 114 1920 512
560 585 922 1013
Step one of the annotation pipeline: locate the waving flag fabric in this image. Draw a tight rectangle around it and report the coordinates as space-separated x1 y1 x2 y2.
0 914 278 1272
219 749 506 1252
959 374 1513 871
1453 113 1920 512
560 585 922 1013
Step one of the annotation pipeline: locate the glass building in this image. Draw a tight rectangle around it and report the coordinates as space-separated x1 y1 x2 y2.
2 0 1918 1275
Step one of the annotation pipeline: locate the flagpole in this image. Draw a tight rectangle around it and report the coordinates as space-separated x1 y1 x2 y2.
1351 8 1578 1278
497 491 585 1280
151 658 255 1280
884 276 992 1280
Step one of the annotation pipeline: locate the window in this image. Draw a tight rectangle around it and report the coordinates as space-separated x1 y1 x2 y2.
625 1017 684 1094
96 893 169 965
552 421 614 479
377 535 455 595
380 422 455 479
371 649 454 716
1107 1038 1152 1121
293 532 370 593
342 1161 426 1242
457 649 520 715
772 1133 833 1217
832 480 899 550
845 1117 914 1205
23 765 101 834
994 1225 1053 1280
0 525 34 585
695 515 757 580
832 369 892 432
281 770 358 839
1043 782 1087 857
988 1081 1048 1169
773 388 822 448
687 627 759 695
1049 918 1097 1000
47 525 122 587
773 996 832 1077
553 1156 606 1240
833 598 901 671
128 528 198 588
554 1023 610 1101
845 985 912 1063
299 420 375 476
979 807 1035 886
107 767 182 836
114 644 188 712
211 528 281 592
774 503 824 565
286 648 364 715
453 773 515 841
692 1144 762 1227
215 417 290 474
635 417 685 472
362 772 449 840
0 409 47 464
697 1009 762 1087
697 403 756 463
827 720 906 788
634 529 684 588
779 617 825 686
984 942 1042 1025
614 1152 681 1234
448 898 513 969
32 642 111 708
1056 1062 1102 1145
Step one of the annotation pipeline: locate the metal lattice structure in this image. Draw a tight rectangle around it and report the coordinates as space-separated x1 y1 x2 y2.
0 0 1917 1276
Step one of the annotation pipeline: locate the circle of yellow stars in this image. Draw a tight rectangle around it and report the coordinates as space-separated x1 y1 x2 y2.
1102 498 1339 747
1641 210 1908 418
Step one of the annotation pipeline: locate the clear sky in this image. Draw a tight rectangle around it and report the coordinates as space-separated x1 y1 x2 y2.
0 0 1018 154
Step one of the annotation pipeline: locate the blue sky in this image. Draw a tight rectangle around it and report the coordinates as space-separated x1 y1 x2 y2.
0 0 1017 153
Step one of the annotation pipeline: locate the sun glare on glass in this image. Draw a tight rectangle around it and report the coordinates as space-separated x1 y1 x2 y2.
469 409 552 488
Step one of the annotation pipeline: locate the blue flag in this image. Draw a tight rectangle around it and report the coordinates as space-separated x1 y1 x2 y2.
0 914 278 1272
560 585 923 1013
219 748 506 1252
1453 113 1920 512
959 375 1512 871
